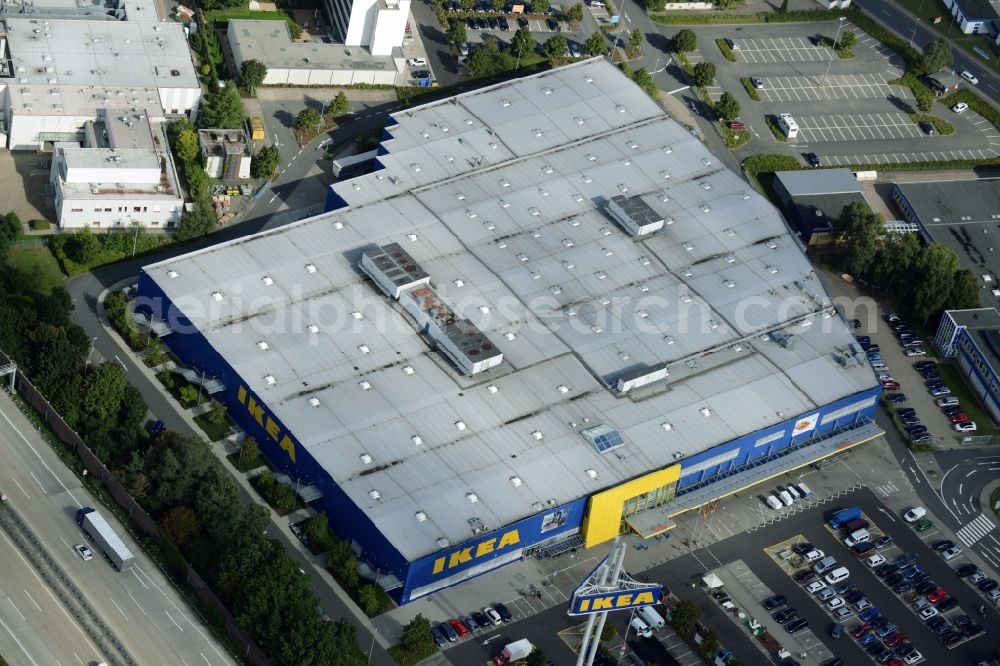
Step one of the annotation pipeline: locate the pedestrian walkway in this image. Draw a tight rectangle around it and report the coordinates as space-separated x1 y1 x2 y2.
956 513 997 547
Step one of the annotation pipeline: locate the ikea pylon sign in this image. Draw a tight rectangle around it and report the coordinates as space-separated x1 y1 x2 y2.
569 586 663 615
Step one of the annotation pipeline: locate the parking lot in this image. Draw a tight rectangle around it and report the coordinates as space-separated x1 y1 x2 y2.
693 490 1000 666
702 21 999 166
734 36 834 63
758 73 912 103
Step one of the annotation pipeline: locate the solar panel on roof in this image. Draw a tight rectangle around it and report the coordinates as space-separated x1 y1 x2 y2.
582 423 624 453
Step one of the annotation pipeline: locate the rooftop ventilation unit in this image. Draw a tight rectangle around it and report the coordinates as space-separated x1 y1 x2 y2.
308 324 320 334
586 469 599 479
466 492 479 503
455 420 467 431
359 380 371 390
509 476 523 487
369 490 381 501
411 435 423 446
167 270 179 278
415 511 427 522
360 453 372 464
256 341 269 351
264 374 276 385
261 275 273 285
402 365 414 375
308 397 321 407
487 385 498 393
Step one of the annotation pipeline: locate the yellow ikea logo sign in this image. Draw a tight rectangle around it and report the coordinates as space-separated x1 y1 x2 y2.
573 590 659 614
432 529 520 575
237 386 297 463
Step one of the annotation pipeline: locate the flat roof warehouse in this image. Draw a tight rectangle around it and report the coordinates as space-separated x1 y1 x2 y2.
143 59 877 565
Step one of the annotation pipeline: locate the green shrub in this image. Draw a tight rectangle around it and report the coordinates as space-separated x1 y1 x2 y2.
740 77 761 101
715 38 737 62
836 47 854 59
29 219 51 230
742 154 801 176
722 125 752 149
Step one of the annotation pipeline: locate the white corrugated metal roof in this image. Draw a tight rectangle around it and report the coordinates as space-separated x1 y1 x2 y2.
145 58 878 561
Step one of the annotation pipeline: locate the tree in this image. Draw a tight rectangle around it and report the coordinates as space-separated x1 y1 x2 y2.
837 28 856 51
921 37 952 74
0 212 21 254
144 335 167 367
584 31 608 56
81 363 127 422
357 584 381 616
566 3 584 22
465 45 497 78
251 144 280 179
717 0 740 8
949 268 981 310
240 435 259 463
673 29 696 53
871 231 921 290
161 505 202 546
176 194 216 241
913 243 960 320
198 82 245 129
526 648 548 666
511 28 536 58
692 61 716 88
208 399 228 426
629 28 643 49
400 614 436 655
631 67 656 97
330 91 349 115
175 128 200 162
715 91 740 121
648 0 666 9
295 107 322 130
70 227 100 265
700 630 720 657
914 87 934 113
179 385 199 406
446 20 467 48
836 202 883 277
239 59 268 95
327 539 360 590
533 0 549 13
600 622 616 641
671 599 699 635
492 0 504 10
543 34 568 59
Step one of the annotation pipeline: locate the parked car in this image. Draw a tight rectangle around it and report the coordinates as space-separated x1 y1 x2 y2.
805 152 821 167
956 563 978 578
762 594 787 610
785 618 808 633
952 102 969 113
930 387 952 396
750 76 764 89
919 121 935 135
546 17 560 31
954 421 978 432
483 607 503 625
978 578 998 592
887 393 907 403
927 587 948 603
866 554 887 568
438 621 458 642
937 597 959 612
904 347 926 357
431 625 447 647
941 546 963 560
493 603 513 622
795 569 817 583
875 535 894 550
774 607 797 623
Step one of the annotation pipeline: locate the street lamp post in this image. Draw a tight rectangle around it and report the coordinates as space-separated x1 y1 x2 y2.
821 17 847 88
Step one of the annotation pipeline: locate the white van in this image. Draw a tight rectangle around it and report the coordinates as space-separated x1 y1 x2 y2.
795 482 812 498
825 567 850 585
630 616 652 638
872 361 887 370
844 529 870 547
765 495 783 510
786 485 803 501
779 490 794 506
637 605 665 630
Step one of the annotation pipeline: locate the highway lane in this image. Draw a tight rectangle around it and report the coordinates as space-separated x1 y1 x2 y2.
0 391 234 666
854 0 1000 105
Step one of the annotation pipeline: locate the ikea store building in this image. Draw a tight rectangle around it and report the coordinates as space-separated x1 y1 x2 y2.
137 59 882 604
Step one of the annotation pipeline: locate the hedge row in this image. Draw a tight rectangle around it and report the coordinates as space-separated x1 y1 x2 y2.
740 77 761 101
742 154 801 176
715 38 737 62
764 115 788 142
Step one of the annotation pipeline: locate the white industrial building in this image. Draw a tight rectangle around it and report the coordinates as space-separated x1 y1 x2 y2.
138 59 882 604
50 108 183 229
0 17 199 149
324 0 411 56
226 20 401 86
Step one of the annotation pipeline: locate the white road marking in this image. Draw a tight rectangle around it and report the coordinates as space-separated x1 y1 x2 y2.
73 653 85 665
111 598 129 621
129 566 150 590
126 590 147 616
0 615 41 666
7 598 25 621
958 482 964 495
11 478 30 499
28 471 45 492
22 590 41 613
966 470 977 477
164 609 184 631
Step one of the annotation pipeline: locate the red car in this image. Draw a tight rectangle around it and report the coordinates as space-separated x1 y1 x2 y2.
794 570 817 584
949 413 969 424
448 618 469 638
727 120 746 131
882 382 901 391
850 622 871 638
884 631 907 647
928 587 948 604
887 659 905 666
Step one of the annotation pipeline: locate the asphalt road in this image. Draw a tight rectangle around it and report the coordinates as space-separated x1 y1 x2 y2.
0 392 234 666
855 0 1000 102
936 450 1000 568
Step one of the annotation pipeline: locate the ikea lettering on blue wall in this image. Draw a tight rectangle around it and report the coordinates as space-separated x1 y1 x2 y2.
432 529 520 575
236 385 297 462
570 587 662 615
